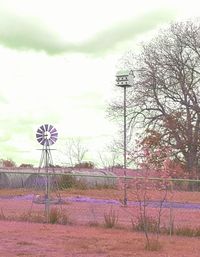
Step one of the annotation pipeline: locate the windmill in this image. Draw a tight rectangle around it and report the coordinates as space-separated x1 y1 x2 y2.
36 124 58 170
31 124 62 221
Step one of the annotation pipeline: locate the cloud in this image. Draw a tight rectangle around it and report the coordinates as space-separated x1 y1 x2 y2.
0 94 8 103
78 9 176 55
0 10 67 54
0 8 176 55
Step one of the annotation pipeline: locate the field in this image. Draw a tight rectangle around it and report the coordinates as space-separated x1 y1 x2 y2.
0 220 200 257
0 187 200 256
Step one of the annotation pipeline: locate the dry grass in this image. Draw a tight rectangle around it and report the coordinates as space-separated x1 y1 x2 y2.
49 187 200 203
60 187 120 199
145 239 162 251
104 208 118 228
0 188 31 196
0 220 200 256
1 186 200 203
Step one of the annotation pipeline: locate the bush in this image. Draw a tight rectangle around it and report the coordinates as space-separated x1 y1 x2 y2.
49 207 61 224
174 226 200 237
0 208 6 220
19 163 34 168
0 159 16 168
74 161 95 169
132 216 158 233
49 207 71 225
104 208 118 228
19 211 45 223
58 174 78 189
145 239 162 251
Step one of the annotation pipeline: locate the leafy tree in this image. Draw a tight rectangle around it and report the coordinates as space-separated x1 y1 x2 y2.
0 159 16 168
110 20 200 175
19 163 34 168
74 161 95 169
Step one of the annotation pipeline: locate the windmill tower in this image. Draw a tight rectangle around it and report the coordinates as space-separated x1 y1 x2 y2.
33 124 61 221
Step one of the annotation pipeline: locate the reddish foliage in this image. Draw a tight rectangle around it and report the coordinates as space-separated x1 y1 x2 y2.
0 159 16 168
74 161 95 169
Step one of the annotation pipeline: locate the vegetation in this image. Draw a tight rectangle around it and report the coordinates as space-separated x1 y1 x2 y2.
74 161 95 169
0 159 16 168
19 163 34 168
110 20 200 175
104 208 118 228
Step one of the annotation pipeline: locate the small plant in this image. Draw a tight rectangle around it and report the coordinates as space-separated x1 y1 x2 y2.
31 212 45 223
145 239 162 251
59 211 71 225
175 226 196 237
194 227 200 237
49 207 61 224
93 183 116 190
48 208 71 225
104 208 118 228
58 174 88 189
88 221 99 227
132 215 158 233
19 211 45 223
58 174 78 189
0 208 6 220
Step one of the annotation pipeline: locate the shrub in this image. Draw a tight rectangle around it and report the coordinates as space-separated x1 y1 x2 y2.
175 226 197 237
74 161 95 169
59 211 71 225
104 208 118 228
49 207 61 224
0 208 6 220
145 239 162 251
58 174 78 189
194 227 200 237
132 216 158 233
19 163 34 168
48 207 71 225
0 158 16 168
18 211 45 223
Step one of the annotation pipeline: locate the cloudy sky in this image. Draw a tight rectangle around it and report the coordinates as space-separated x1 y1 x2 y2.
0 0 199 166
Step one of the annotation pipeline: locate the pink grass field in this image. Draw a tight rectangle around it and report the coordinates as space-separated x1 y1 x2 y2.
0 196 200 256
0 219 200 257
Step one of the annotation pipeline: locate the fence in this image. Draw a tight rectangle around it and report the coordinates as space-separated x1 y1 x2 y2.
0 170 200 236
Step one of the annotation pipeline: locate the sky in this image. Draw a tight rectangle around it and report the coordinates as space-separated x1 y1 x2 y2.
0 0 199 166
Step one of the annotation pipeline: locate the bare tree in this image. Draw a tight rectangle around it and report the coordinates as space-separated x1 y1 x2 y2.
98 150 121 172
110 20 200 175
64 138 88 167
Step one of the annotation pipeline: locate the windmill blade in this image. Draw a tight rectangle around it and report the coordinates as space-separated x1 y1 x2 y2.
37 128 43 134
51 127 57 133
44 124 49 131
41 125 46 132
51 132 58 138
48 124 53 132
36 124 58 146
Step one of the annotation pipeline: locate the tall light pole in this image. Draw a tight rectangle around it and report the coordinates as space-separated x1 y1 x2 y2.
116 70 134 206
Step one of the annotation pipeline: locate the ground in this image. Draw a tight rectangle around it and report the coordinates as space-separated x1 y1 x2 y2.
0 188 200 256
0 220 200 257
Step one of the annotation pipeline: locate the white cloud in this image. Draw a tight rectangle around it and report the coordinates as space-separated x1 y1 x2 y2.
0 0 199 164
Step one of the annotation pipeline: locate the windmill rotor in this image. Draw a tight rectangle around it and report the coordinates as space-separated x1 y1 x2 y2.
36 124 58 146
